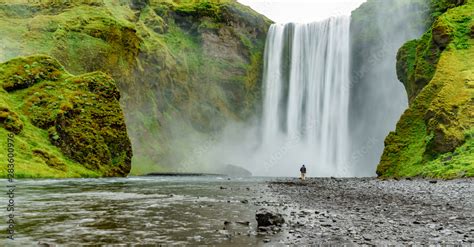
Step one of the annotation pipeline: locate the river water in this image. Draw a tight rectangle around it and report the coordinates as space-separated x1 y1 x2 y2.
0 176 279 246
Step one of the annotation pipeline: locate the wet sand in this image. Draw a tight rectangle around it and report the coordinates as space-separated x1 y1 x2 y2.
261 178 474 245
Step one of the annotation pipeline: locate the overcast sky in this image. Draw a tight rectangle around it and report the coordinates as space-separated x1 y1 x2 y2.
237 0 367 23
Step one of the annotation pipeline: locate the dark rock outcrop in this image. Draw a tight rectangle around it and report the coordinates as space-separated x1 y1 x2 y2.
256 208 285 227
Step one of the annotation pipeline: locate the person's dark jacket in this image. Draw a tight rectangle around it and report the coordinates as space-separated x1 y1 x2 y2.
300 166 306 173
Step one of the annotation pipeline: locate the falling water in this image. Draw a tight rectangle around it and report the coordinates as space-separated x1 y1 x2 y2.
260 16 351 177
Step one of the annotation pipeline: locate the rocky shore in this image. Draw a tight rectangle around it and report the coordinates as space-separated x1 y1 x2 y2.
257 178 473 245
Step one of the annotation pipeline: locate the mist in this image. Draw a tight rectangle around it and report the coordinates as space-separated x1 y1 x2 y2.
0 0 431 178
348 0 429 176
181 0 431 177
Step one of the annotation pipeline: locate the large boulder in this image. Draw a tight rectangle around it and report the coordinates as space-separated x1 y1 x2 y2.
256 208 285 227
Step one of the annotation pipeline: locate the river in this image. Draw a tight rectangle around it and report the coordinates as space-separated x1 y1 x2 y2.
0 176 280 246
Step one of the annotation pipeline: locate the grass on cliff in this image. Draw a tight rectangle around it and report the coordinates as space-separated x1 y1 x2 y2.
379 36 474 179
0 55 131 178
0 123 100 179
1 0 269 175
0 55 98 178
422 128 474 178
0 89 99 178
378 0 474 179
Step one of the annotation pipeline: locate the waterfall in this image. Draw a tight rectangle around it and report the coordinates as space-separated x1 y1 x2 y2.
260 16 351 177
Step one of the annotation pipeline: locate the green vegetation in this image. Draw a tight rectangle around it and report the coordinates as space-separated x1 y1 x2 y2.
378 0 474 179
430 0 468 19
0 0 270 175
0 107 23 134
0 55 132 178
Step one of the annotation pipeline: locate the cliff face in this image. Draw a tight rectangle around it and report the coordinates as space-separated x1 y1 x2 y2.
378 0 474 178
0 0 271 175
0 55 132 178
349 0 430 175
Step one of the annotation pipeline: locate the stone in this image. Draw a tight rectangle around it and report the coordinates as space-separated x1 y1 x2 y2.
236 221 250 226
256 208 285 227
363 234 374 241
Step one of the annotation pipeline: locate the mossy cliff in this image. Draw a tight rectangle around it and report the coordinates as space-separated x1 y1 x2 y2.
377 0 474 178
0 55 132 178
349 0 430 175
0 0 270 175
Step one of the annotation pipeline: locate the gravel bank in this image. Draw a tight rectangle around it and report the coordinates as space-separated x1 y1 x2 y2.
261 178 474 245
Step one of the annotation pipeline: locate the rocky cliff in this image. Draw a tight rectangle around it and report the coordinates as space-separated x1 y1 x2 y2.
0 55 132 178
377 0 474 178
0 0 271 176
349 0 431 175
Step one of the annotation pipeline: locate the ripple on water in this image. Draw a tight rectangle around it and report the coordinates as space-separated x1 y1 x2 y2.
0 177 270 245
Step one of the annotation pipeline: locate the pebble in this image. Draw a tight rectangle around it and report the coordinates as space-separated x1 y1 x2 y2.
261 178 472 245
363 234 374 241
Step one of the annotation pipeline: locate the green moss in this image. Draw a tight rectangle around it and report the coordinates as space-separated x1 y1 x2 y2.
0 55 65 92
378 0 474 178
410 30 442 102
140 6 168 33
0 55 132 178
198 17 223 30
430 0 467 19
397 39 419 96
0 107 23 134
0 0 270 175
395 0 473 104
173 0 225 21
383 128 474 178
32 149 67 171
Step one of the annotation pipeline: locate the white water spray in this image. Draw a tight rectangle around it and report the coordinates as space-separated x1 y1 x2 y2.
260 16 351 177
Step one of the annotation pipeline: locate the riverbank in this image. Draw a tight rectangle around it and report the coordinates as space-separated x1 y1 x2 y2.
263 178 473 245
1 177 472 245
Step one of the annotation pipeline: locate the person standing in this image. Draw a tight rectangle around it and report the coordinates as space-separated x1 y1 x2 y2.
300 165 307 180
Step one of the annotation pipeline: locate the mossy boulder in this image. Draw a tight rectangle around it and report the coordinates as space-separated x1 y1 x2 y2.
0 55 64 92
378 0 474 178
0 55 132 178
0 107 23 134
